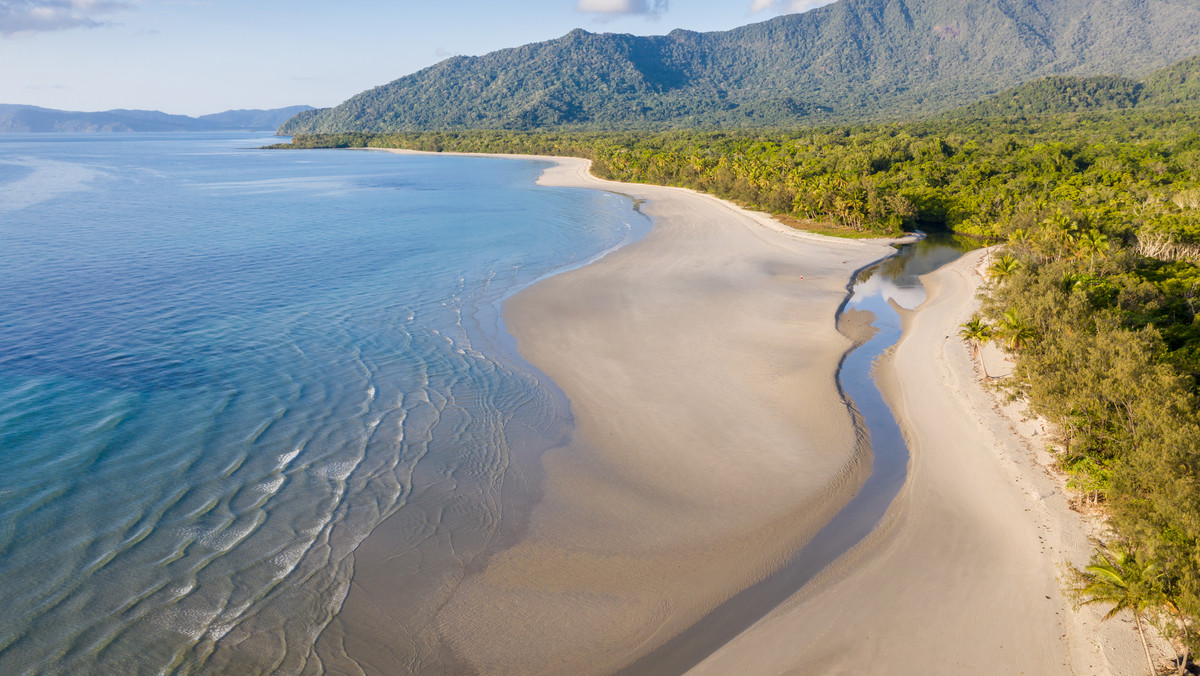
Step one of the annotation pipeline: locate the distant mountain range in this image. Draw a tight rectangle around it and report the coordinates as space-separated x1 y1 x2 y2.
280 0 1200 134
0 105 313 133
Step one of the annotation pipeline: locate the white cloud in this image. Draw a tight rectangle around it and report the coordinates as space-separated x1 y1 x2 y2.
576 0 668 18
749 0 836 15
0 0 132 35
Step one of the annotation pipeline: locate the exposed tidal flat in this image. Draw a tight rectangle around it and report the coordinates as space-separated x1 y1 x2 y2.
0 134 642 673
328 154 909 674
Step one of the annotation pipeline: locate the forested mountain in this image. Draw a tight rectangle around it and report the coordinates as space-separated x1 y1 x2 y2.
1142 53 1200 107
279 0 1200 134
953 54 1200 117
0 105 313 133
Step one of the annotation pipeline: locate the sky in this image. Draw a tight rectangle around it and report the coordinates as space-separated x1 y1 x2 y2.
0 0 835 116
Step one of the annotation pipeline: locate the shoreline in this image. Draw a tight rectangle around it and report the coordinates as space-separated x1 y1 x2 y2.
309 149 1154 674
689 249 1155 674
321 150 903 673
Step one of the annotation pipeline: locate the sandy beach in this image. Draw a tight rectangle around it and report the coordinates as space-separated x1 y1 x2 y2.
689 249 1156 674
315 153 899 673
313 154 1154 674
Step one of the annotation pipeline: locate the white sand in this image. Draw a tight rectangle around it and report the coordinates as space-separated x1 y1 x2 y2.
326 152 900 673
323 152 1157 674
689 248 1159 675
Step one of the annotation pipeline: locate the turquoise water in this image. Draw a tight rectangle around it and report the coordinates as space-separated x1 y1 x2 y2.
0 134 643 674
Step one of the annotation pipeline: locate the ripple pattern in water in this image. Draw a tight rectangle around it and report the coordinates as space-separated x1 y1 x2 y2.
0 134 642 674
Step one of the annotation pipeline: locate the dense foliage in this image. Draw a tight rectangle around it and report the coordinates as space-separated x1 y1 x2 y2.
278 0 1200 134
979 194 1200 664
953 55 1200 118
951 76 1146 116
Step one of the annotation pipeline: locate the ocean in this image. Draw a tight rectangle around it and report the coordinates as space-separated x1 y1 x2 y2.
0 133 643 674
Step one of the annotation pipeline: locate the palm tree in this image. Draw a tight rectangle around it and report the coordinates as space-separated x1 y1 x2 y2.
958 316 994 378
1008 228 1034 256
987 254 1022 285
1009 228 1032 245
1071 544 1166 675
1076 228 1111 273
1048 209 1080 245
1040 210 1080 261
1034 224 1063 262
1061 271 1088 293
997 309 1037 351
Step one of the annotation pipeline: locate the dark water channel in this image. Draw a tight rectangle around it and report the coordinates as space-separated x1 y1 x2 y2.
617 233 985 675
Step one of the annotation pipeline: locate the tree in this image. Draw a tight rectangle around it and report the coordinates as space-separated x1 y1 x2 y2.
1076 228 1110 273
1155 592 1193 676
997 308 1037 351
959 315 994 378
1009 228 1033 246
987 253 1023 285
1048 209 1081 246
1070 543 1166 676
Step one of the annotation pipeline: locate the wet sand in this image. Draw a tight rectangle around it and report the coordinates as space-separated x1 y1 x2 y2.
688 249 1156 675
318 153 900 673
308 152 1166 674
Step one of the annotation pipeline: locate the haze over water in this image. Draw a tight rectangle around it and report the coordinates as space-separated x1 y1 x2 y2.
0 134 641 674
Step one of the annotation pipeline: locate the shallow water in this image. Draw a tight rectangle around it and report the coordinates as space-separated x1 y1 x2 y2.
830 232 985 551
0 134 644 674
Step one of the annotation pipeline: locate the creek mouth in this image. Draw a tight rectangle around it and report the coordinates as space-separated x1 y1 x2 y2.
615 233 982 676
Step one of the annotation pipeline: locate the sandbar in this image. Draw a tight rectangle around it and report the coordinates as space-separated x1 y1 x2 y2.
316 152 899 673
688 249 1158 674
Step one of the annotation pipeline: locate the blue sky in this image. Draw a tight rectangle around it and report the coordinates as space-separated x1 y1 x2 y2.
0 0 833 115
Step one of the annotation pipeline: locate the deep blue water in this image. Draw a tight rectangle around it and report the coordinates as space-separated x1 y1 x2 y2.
0 133 642 674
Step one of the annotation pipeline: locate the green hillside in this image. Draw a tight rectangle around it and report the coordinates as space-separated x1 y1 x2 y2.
949 76 1144 116
1143 54 1200 107
280 0 1200 134
952 54 1200 117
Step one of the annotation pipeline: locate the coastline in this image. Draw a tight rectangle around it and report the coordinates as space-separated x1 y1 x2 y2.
688 249 1156 674
320 151 902 673
309 150 1157 674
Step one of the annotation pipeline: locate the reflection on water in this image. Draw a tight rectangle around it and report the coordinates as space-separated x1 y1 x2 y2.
855 232 992 309
843 230 987 504
796 231 987 612
839 231 988 529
